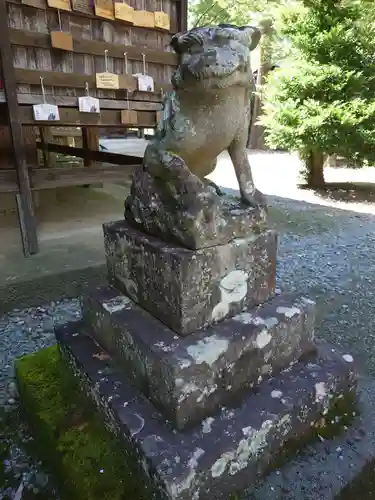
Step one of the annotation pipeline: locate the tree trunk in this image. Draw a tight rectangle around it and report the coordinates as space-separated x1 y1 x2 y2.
248 63 270 150
300 151 325 188
302 150 325 187
248 18 274 150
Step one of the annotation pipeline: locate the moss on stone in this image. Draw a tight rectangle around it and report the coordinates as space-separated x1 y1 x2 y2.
15 346 145 500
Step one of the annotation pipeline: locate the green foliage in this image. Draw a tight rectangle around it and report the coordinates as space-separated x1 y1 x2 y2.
188 0 255 28
15 347 145 500
188 0 286 30
261 0 375 162
188 0 298 68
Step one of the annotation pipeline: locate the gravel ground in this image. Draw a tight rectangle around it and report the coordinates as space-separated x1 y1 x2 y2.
2 194 375 498
0 299 81 499
270 196 375 376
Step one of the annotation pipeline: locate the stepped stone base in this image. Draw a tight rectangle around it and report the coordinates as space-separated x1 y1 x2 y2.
103 220 277 335
83 286 316 430
56 320 357 500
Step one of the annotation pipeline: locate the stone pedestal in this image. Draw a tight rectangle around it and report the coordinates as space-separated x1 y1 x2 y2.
55 196 358 500
104 220 276 335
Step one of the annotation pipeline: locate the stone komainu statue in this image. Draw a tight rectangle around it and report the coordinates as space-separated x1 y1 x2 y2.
125 24 266 249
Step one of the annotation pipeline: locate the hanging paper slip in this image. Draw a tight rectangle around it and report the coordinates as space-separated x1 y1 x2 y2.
118 74 138 91
154 11 170 30
114 2 134 22
33 104 60 121
47 0 72 10
71 0 93 13
78 96 100 113
135 74 154 92
50 31 73 51
96 72 120 89
94 0 114 19
132 10 155 28
21 0 46 8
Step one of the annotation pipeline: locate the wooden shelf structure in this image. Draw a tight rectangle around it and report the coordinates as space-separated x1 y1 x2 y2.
0 0 187 256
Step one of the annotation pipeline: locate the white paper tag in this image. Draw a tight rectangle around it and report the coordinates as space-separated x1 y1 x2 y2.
78 96 100 113
135 74 154 92
33 103 60 121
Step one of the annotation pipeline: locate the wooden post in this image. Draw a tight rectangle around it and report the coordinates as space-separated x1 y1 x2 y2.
0 0 38 255
23 125 38 165
138 128 145 139
39 126 54 167
82 127 99 167
178 0 188 31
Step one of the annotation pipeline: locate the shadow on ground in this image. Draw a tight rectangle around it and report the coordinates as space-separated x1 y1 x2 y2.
339 459 375 499
2 183 375 313
299 181 375 204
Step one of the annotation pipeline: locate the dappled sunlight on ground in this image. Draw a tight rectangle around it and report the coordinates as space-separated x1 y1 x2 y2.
209 150 375 215
97 138 375 214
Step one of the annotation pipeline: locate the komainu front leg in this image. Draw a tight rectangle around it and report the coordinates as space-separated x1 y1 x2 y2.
228 138 267 208
203 179 224 196
144 144 205 200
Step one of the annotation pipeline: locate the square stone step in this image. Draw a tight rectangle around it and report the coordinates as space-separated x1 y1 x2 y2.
56 320 358 500
103 220 277 335
83 286 316 430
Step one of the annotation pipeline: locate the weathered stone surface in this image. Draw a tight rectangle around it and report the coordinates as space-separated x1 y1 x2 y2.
83 286 316 430
125 177 267 250
125 25 266 250
104 219 277 335
56 320 358 500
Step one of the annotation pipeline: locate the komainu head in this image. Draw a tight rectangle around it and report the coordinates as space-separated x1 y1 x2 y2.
170 24 261 91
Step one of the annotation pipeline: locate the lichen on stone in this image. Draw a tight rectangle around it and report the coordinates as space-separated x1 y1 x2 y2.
187 335 229 366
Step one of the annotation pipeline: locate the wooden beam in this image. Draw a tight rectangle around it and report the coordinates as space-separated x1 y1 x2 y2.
18 105 157 127
9 29 178 67
0 2 38 256
0 164 138 191
35 127 82 138
0 91 163 110
35 142 144 164
32 164 137 189
14 68 172 96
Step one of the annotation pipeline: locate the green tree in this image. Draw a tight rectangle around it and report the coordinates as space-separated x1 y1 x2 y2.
260 0 375 186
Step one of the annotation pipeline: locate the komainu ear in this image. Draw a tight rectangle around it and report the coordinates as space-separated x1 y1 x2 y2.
217 24 262 51
170 29 205 54
170 32 183 54
241 26 262 51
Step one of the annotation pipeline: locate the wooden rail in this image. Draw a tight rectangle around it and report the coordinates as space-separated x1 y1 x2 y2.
35 142 143 164
0 91 163 110
0 163 139 192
